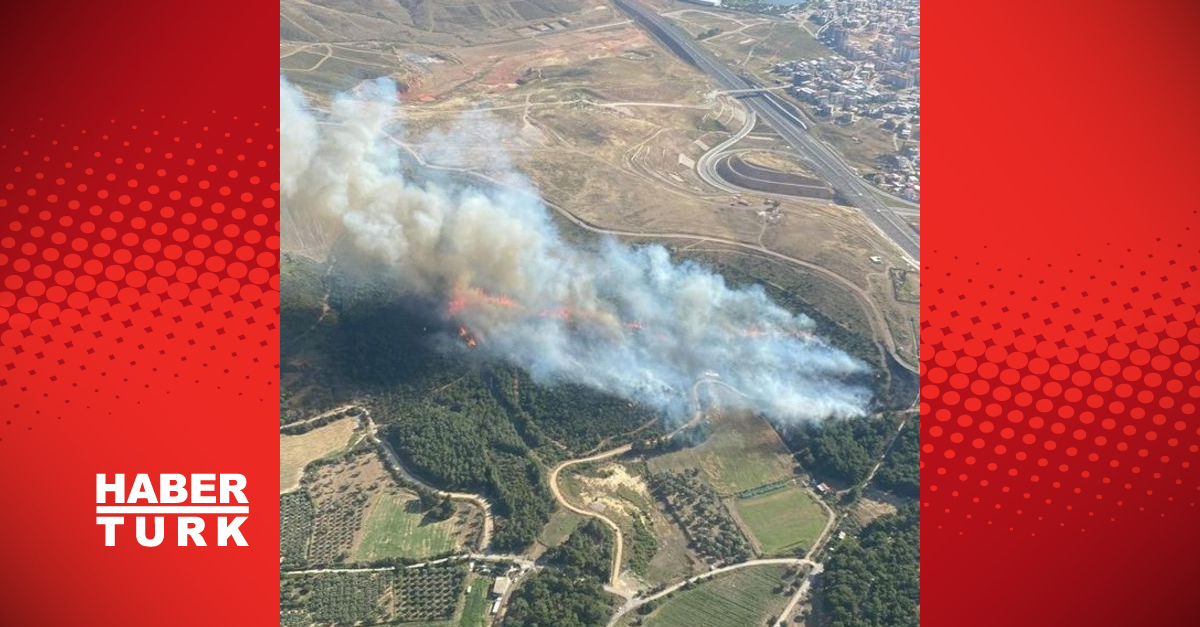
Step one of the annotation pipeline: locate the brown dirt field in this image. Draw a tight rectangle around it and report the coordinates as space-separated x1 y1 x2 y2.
563 461 700 588
852 496 898 527
740 150 819 178
280 417 357 493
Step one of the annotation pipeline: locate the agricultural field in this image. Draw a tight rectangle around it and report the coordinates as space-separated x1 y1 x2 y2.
280 563 468 626
623 564 792 627
355 491 477 562
648 470 751 566
281 492 315 568
281 570 392 626
281 417 358 493
733 485 827 556
305 452 477 566
455 574 492 627
646 408 796 495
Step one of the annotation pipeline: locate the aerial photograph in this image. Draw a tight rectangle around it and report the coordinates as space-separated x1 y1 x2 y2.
279 1 920 626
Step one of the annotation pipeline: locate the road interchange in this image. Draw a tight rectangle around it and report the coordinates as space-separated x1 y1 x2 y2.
612 0 920 264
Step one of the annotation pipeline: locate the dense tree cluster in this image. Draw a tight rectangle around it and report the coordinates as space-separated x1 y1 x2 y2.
649 469 751 565
380 393 553 552
546 519 613 581
873 416 919 498
280 262 670 554
816 505 920 627
415 486 456 521
506 373 660 452
504 521 617 627
782 414 902 486
279 252 327 346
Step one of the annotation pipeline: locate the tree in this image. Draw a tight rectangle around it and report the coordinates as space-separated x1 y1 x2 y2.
815 505 919 627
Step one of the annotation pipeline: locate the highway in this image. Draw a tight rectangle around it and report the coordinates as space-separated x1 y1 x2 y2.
611 0 920 263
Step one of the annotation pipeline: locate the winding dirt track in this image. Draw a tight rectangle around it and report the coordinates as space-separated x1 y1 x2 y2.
546 377 716 591
547 444 634 588
365 411 495 552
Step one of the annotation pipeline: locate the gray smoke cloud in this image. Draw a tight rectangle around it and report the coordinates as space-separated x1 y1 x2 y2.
281 77 870 423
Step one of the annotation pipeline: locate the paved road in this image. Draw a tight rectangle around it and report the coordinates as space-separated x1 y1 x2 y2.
695 109 758 194
612 0 919 264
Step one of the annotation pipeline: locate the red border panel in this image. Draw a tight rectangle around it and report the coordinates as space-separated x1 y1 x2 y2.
925 1 1200 624
0 2 279 625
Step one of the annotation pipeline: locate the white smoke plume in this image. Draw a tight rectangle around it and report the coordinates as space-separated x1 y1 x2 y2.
281 77 870 422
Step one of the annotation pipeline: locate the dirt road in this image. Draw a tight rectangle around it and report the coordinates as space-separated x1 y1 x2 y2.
547 444 634 588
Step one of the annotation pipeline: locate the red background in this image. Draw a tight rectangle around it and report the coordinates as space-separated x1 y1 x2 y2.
925 0 1200 624
0 2 279 626
3 0 1200 625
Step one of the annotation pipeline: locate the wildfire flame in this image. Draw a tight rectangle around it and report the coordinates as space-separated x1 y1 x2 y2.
448 286 811 349
458 326 478 348
447 287 521 317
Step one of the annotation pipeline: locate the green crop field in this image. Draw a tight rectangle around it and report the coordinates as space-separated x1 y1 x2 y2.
354 492 461 561
735 485 827 556
456 574 491 627
648 411 795 495
641 564 790 627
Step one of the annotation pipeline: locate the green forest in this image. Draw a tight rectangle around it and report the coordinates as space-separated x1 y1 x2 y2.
282 253 666 552
504 520 618 627
782 413 904 487
873 416 920 498
816 505 920 627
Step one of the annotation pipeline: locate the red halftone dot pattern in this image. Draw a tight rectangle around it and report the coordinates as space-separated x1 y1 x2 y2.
0 109 280 443
921 229 1200 534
